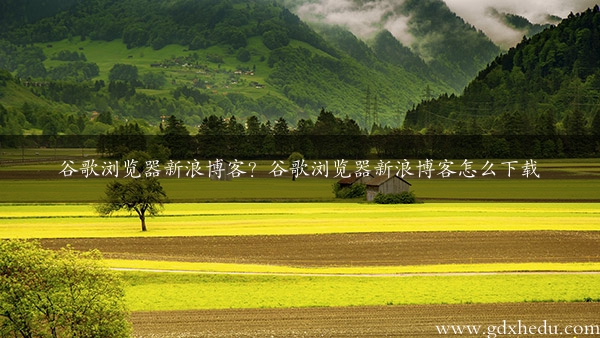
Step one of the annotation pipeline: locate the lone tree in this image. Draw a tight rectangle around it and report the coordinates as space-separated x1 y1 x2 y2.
0 239 131 337
96 177 167 231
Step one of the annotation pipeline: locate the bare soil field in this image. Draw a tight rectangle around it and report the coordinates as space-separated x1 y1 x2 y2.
41 231 600 266
131 302 600 337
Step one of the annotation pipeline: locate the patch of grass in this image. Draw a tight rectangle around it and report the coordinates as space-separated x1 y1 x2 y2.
0 148 98 162
1 174 600 203
2 157 599 203
1 202 599 238
0 180 110 203
0 81 64 109
120 272 600 311
0 177 336 203
39 39 196 84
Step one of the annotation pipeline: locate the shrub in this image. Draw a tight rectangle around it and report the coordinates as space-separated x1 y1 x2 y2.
374 191 416 204
263 29 289 50
237 48 251 62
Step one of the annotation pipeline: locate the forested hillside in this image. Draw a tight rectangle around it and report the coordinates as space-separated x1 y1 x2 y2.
0 0 468 135
404 6 600 140
286 0 502 93
0 0 79 31
395 0 501 92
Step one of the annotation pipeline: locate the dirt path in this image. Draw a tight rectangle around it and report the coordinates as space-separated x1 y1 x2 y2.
41 231 600 266
131 302 600 337
112 267 600 277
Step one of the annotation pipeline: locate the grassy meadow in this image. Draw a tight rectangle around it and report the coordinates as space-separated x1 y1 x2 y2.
121 272 600 311
1 176 600 203
36 37 277 98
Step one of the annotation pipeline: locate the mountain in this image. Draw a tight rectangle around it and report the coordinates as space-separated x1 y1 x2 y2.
395 0 501 92
478 8 560 46
403 5 600 138
499 12 555 37
443 0 600 49
286 0 502 92
1 0 471 133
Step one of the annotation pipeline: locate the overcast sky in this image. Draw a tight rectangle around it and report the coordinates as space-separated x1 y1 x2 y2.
292 0 598 48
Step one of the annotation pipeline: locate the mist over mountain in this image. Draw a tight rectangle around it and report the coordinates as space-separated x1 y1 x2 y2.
285 0 596 49
442 0 597 48
284 0 501 91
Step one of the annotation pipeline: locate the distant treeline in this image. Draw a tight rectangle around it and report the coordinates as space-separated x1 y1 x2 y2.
3 134 597 160
3 110 599 159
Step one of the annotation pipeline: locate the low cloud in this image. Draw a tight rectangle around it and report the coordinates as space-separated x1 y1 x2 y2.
442 0 598 47
293 0 417 48
383 14 414 47
288 0 598 49
295 0 402 40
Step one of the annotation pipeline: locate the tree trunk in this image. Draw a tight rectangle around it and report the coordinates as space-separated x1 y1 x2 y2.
140 214 147 231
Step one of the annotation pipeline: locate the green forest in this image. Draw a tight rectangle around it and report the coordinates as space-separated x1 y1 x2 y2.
405 7 600 137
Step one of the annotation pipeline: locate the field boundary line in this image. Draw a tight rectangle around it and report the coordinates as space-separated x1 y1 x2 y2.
111 267 600 277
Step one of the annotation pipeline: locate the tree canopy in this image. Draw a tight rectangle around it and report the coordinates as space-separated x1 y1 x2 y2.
0 239 130 338
96 176 168 231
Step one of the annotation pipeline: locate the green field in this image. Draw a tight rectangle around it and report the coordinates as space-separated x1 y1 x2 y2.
0 148 96 161
2 202 599 238
1 176 599 203
0 178 335 203
121 272 600 311
2 156 599 204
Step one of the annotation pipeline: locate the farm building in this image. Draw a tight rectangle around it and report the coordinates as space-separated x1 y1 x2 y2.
336 174 374 189
366 175 412 201
209 159 231 181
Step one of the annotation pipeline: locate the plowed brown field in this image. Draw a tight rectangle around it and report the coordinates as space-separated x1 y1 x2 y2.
131 302 600 337
41 231 600 266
